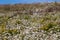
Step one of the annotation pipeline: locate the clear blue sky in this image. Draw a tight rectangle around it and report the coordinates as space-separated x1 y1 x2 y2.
0 0 60 4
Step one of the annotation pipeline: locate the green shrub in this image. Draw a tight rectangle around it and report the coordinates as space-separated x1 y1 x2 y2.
16 20 22 24
40 22 57 31
8 29 19 35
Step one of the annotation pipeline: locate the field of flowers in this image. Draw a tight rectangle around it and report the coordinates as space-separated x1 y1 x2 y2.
0 2 60 40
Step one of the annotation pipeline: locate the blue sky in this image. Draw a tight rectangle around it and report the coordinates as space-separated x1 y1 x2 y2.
0 0 60 4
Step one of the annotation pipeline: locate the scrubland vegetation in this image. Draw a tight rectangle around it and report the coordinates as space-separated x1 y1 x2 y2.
0 2 60 40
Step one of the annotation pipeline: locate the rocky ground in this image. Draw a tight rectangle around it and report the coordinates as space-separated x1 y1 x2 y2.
0 2 60 40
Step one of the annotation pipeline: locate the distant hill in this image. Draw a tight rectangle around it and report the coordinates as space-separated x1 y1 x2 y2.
0 2 60 13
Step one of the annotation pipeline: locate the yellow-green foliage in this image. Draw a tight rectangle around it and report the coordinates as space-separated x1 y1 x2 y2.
0 16 9 24
16 20 22 24
31 18 37 22
40 21 57 31
8 29 19 35
2 38 8 40
24 15 30 20
54 27 60 32
0 23 6 34
39 18 45 24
